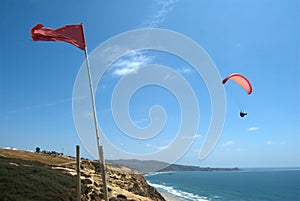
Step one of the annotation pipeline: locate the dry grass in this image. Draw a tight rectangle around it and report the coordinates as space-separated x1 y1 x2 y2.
0 149 77 201
0 148 75 166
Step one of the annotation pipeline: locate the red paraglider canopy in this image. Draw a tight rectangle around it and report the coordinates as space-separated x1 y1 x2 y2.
222 73 252 95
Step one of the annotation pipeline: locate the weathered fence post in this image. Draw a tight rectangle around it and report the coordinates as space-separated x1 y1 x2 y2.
76 145 81 201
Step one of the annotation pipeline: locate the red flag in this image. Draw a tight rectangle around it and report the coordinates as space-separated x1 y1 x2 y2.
30 24 86 50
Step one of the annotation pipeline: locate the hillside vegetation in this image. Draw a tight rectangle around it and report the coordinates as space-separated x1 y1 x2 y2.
0 148 165 201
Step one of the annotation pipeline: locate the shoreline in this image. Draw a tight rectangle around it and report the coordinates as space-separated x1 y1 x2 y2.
159 191 182 201
146 176 209 201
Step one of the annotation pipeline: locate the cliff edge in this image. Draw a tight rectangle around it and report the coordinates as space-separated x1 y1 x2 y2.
0 148 165 201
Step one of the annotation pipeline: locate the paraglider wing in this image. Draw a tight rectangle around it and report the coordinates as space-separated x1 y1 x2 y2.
222 73 252 95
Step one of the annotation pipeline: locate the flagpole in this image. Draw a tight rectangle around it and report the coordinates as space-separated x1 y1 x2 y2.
84 48 109 201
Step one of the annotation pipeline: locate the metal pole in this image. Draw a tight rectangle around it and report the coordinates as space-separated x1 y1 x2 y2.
76 145 81 201
84 49 109 201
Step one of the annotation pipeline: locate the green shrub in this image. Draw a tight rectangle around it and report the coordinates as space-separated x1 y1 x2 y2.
0 156 77 201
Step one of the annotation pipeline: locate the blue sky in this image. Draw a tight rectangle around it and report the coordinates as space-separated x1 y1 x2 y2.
1 0 299 168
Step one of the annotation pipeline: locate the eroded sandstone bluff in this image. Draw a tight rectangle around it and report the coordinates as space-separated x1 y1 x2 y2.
0 148 165 201
78 160 165 201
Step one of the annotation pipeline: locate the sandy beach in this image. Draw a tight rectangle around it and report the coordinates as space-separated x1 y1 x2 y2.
159 192 182 201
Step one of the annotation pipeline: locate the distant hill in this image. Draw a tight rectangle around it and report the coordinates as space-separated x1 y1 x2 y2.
108 159 239 173
107 159 169 173
158 164 239 172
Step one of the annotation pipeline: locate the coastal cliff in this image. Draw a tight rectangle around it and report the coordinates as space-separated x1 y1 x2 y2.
0 148 165 201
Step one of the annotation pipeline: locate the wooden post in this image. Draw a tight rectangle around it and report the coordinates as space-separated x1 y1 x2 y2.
76 145 81 201
99 146 109 201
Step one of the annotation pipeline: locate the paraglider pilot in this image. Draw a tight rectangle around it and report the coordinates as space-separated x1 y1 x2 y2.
222 73 252 119
240 111 247 117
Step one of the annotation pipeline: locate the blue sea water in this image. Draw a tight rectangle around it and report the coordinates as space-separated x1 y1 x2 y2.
145 168 300 201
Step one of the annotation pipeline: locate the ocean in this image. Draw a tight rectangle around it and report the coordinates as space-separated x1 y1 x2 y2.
145 168 300 201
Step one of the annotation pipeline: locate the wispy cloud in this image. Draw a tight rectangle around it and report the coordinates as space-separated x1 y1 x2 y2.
102 108 112 113
176 67 192 75
109 51 154 77
162 73 174 80
158 145 169 150
180 134 201 140
83 110 94 118
222 141 234 147
161 67 192 81
108 1 179 78
145 143 169 151
1 96 86 117
248 127 259 131
0 96 89 118
143 0 179 28
266 140 287 145
236 147 248 152
221 141 248 152
222 141 234 151
134 118 150 127
235 43 242 48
